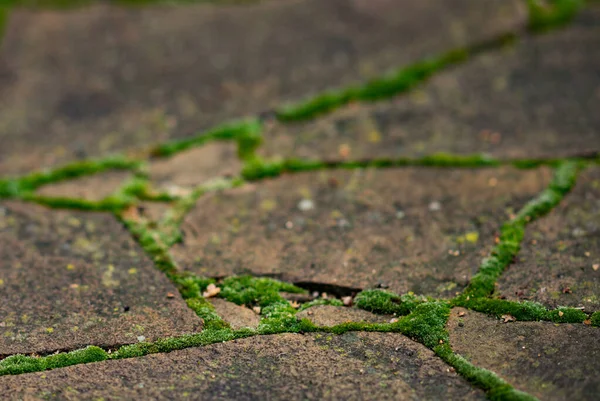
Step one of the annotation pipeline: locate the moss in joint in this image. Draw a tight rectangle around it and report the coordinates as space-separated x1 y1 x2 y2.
527 0 585 32
453 297 588 323
591 312 600 327
150 118 261 158
297 298 343 312
185 298 230 330
462 161 580 298
0 346 107 376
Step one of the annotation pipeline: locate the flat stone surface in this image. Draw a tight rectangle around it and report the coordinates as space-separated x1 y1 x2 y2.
209 298 260 330
260 8 600 162
35 170 130 201
149 142 241 194
296 305 390 326
0 201 202 356
497 166 600 312
0 0 526 176
447 307 600 401
0 332 485 400
172 167 551 297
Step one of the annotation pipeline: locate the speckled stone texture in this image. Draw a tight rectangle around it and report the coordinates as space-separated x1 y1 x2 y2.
0 201 202 355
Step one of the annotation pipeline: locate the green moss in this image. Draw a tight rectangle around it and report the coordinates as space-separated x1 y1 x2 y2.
22 193 133 213
395 302 450 349
463 162 579 298
591 312 600 327
0 156 141 199
527 0 585 32
174 275 216 299
151 119 261 158
435 344 538 401
354 289 427 316
0 346 107 376
453 297 587 323
218 275 305 307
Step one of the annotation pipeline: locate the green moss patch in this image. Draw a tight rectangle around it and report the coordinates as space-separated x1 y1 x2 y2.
0 346 107 375
527 0 585 32
354 289 427 316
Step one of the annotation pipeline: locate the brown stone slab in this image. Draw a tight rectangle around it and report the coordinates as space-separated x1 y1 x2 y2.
34 170 130 201
497 166 600 312
149 142 242 195
296 305 390 326
260 8 600 162
209 298 260 330
0 332 485 400
447 308 600 401
0 201 202 356
171 167 551 297
0 0 526 176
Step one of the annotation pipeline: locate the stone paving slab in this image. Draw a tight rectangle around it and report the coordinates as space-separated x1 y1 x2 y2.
260 7 600 162
0 332 485 400
0 201 202 355
296 305 390 326
208 298 260 330
172 166 551 297
498 166 600 312
149 142 241 195
0 0 526 176
447 307 600 401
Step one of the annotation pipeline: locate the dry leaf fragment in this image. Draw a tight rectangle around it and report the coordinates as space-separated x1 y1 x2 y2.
458 311 466 317
253 306 261 314
202 284 221 298
584 319 592 325
166 292 175 299
558 311 564 317
501 314 516 323
342 296 353 306
593 264 599 271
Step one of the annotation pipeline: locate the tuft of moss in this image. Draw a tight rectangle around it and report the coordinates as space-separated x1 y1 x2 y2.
297 298 343 312
354 289 427 316
218 275 306 307
150 119 261 158
395 302 450 349
591 311 600 327
527 0 584 32
0 346 107 376
185 298 230 330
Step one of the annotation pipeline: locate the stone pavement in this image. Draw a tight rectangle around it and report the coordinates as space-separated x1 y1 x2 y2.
0 1 599 400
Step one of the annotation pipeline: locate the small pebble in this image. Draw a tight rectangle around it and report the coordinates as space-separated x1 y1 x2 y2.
298 199 315 211
428 201 441 211
137 336 146 342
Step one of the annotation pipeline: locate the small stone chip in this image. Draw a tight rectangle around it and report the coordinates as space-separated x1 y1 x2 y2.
166 292 175 299
558 311 564 317
253 306 261 315
342 296 353 306
389 318 399 324
458 311 466 317
584 319 592 325
202 284 221 298
593 264 599 271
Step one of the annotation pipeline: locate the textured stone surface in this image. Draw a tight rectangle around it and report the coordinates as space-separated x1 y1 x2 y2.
149 142 241 194
209 298 260 330
498 166 600 312
172 167 551 297
260 8 600 162
35 170 130 201
447 308 600 401
296 305 390 326
0 201 202 355
0 0 526 176
0 332 485 400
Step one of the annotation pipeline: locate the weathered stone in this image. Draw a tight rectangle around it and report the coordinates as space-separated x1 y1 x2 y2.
296 305 390 326
35 171 130 201
0 332 485 400
447 308 600 401
497 166 600 312
172 167 551 297
209 298 260 330
0 201 202 356
0 0 526 176
260 8 600 161
149 142 241 194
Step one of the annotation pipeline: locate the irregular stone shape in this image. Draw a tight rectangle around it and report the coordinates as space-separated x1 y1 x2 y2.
0 201 202 356
260 8 600 162
149 142 241 194
0 0 526 176
0 332 485 400
172 167 551 297
447 307 600 401
209 298 260 330
296 305 390 326
497 167 600 312
35 170 130 201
